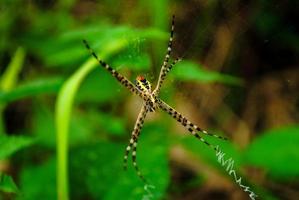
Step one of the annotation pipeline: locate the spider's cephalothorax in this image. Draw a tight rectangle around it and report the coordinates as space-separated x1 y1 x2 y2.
83 15 228 183
135 75 158 112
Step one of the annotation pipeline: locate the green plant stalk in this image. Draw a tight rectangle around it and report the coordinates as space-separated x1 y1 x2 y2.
55 39 127 200
55 58 96 200
0 47 25 134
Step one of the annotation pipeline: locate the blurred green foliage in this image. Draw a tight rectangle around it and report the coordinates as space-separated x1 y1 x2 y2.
244 126 299 179
0 0 298 200
0 173 19 194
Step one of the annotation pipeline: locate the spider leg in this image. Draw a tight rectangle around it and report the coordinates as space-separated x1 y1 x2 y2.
154 15 176 95
123 105 149 182
154 58 182 95
132 137 146 182
168 58 182 72
83 40 148 101
157 99 227 151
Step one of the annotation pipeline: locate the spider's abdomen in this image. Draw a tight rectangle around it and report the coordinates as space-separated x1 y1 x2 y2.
135 75 152 93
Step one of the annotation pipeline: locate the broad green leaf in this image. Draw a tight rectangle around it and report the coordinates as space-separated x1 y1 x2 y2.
0 135 34 160
104 125 170 200
69 124 170 200
0 173 19 194
113 52 151 71
0 78 63 103
25 25 166 68
75 67 123 104
171 61 243 85
18 158 56 200
95 112 127 136
31 103 56 147
244 126 299 179
32 102 96 148
69 141 124 199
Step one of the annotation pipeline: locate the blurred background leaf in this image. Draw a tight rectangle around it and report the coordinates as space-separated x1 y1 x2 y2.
244 126 299 179
171 61 243 85
0 173 19 194
18 158 56 200
0 78 63 104
0 135 34 160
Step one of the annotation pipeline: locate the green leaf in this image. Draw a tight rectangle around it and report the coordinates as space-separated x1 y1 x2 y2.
32 101 98 148
0 47 26 134
95 112 127 136
26 24 166 68
18 158 56 200
113 52 151 71
104 125 170 200
0 47 25 91
69 141 124 199
244 126 299 179
31 103 57 148
0 173 19 194
69 124 170 200
75 67 123 104
0 78 63 103
172 61 243 85
0 135 34 160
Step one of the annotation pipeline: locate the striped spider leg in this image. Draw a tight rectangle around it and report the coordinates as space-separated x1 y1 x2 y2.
123 104 149 182
157 99 227 152
153 15 180 96
82 40 148 102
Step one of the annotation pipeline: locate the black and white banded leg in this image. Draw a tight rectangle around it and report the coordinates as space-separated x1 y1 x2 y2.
82 40 148 102
154 15 175 95
156 58 182 90
158 99 227 151
123 105 149 182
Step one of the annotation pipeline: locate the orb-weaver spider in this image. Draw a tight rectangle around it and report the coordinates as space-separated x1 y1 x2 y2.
83 15 227 183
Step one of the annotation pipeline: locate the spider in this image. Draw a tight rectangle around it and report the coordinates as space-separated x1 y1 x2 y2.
83 15 227 183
